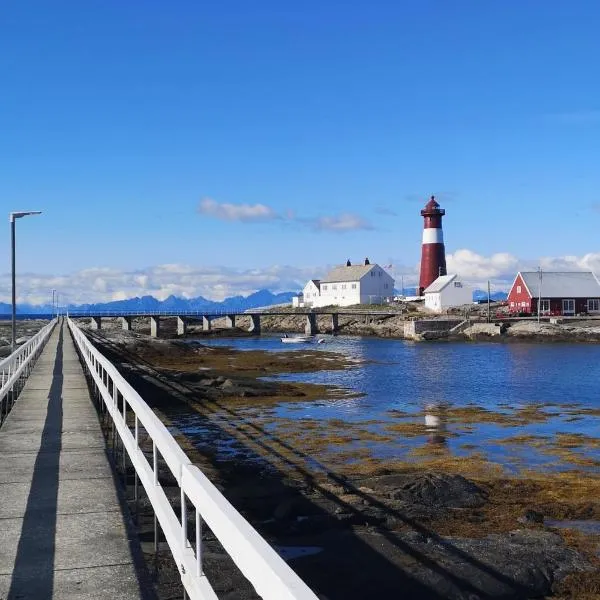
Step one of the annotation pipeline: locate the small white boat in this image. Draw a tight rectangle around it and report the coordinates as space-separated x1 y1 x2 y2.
281 335 313 344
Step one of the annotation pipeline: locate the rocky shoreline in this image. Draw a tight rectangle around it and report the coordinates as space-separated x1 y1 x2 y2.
81 327 600 599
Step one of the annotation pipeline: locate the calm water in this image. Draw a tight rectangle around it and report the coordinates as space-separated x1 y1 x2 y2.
183 335 600 472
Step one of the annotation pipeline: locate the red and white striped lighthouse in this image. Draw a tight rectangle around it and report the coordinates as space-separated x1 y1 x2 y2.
418 195 447 295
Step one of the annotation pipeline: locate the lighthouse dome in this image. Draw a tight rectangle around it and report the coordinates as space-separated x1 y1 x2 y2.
424 196 439 210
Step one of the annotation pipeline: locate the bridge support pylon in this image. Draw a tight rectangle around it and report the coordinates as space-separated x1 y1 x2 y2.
121 317 132 331
249 314 261 335
90 317 102 330
305 313 318 336
225 314 236 328
177 316 187 336
150 316 160 338
331 313 339 334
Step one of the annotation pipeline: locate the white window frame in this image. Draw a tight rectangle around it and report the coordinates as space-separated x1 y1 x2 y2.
562 298 575 315
516 285 522 294
539 299 550 314
588 299 600 312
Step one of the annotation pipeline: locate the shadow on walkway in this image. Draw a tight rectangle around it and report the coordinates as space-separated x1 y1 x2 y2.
8 327 63 598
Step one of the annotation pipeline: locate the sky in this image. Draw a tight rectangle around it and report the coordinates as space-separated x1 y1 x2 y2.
1 1 600 304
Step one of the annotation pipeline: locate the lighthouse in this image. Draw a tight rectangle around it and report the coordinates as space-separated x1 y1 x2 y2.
418 196 447 295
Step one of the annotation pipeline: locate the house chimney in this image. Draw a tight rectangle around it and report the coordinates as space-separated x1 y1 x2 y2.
346 259 351 266
364 257 370 265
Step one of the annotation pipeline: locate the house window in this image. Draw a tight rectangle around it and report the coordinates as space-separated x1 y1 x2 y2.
332 284 337 290
351 283 357 289
588 299 600 312
453 281 462 288
322 285 327 291
342 284 346 289
517 285 521 294
379 271 382 276
510 302 515 307
539 299 550 313
562 299 575 315
384 283 388 289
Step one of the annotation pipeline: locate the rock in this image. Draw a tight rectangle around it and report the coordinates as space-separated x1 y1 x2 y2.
520 509 544 524
220 379 235 389
464 323 502 338
382 472 488 508
400 528 589 598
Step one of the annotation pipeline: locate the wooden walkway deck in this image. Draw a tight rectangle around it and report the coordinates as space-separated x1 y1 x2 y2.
0 321 148 599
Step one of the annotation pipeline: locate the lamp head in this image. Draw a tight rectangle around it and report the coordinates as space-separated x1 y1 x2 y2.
10 211 42 223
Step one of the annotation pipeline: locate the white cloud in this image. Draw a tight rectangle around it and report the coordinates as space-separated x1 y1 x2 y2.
312 213 373 232
446 249 519 281
197 196 374 233
198 197 277 222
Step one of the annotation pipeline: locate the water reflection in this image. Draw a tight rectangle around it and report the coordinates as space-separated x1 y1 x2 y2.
424 402 448 447
190 334 600 470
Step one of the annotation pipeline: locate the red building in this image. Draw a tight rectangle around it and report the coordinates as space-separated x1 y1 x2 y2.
507 271 600 316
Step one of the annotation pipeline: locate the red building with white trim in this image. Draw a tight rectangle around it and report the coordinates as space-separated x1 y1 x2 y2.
507 271 600 316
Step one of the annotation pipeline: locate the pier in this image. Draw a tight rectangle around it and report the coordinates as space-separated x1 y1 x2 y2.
0 319 318 599
0 322 146 597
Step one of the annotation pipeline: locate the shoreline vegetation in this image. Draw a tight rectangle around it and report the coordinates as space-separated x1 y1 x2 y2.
81 323 600 600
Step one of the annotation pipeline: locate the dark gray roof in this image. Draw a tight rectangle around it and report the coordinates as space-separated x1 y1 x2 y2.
321 264 376 283
519 271 600 298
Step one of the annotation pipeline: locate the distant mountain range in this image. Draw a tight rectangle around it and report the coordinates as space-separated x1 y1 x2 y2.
0 287 507 314
472 290 508 302
0 289 296 314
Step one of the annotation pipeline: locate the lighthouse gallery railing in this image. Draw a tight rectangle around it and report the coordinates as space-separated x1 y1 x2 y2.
67 318 317 600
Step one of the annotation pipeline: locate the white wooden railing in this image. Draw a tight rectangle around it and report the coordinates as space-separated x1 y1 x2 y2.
67 317 318 600
0 319 57 423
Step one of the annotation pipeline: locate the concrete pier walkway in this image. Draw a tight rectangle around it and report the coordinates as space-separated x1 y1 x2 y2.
0 322 147 599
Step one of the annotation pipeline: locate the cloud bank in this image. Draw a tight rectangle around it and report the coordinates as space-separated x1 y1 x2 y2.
3 251 600 305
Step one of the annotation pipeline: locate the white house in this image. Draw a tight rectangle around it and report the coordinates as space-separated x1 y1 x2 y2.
424 274 472 313
302 259 394 308
295 279 321 308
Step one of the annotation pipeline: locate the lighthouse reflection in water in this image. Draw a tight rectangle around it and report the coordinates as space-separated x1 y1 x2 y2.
424 402 448 447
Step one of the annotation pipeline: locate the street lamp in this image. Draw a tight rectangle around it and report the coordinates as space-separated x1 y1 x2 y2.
52 289 56 318
10 211 42 351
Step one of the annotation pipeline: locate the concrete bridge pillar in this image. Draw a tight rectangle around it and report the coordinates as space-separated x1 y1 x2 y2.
177 316 187 336
225 314 236 328
150 316 160 338
120 317 132 331
202 316 212 331
305 313 318 336
249 314 261 335
90 317 102 330
331 313 339 334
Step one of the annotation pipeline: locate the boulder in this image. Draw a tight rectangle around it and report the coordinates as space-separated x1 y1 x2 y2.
381 472 488 508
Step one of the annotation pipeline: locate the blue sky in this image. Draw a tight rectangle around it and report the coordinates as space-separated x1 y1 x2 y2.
1 1 600 302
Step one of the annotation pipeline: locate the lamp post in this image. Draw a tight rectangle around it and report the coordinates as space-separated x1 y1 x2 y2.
52 289 56 318
10 211 42 351
537 266 542 324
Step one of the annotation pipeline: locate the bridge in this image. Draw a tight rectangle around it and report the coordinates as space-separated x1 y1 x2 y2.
0 318 318 599
44 308 408 337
